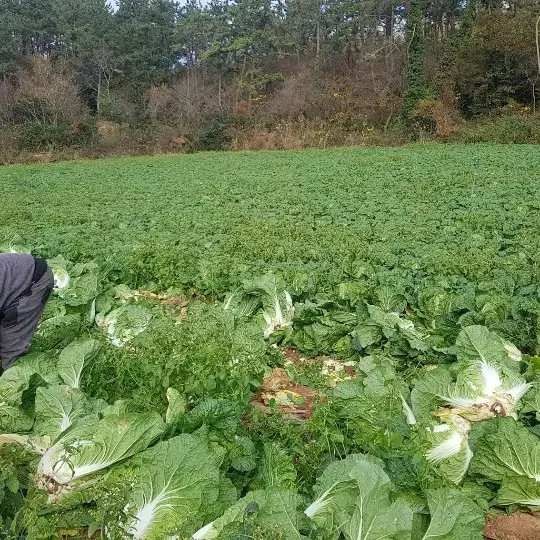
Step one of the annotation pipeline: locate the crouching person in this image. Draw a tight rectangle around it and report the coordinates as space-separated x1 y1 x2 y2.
0 253 54 374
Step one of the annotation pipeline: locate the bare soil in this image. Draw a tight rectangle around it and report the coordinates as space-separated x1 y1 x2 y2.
249 367 320 421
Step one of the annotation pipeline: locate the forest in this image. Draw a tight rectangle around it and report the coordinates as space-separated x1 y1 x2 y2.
0 0 539 160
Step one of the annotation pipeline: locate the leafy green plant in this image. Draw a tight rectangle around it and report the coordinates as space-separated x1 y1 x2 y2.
3 146 540 537
17 122 94 151
198 111 233 151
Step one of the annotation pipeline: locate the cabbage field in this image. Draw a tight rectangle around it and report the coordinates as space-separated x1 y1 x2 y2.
2 144 540 539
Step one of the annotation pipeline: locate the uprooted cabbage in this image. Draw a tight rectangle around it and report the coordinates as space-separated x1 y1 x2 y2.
37 412 164 502
95 304 153 347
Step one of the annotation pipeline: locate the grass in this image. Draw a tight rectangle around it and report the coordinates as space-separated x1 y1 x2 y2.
1 143 540 297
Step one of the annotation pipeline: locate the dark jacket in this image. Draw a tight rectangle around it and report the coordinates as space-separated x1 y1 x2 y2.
0 253 37 310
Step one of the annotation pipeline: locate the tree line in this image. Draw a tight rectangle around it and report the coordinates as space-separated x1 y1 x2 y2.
0 0 539 158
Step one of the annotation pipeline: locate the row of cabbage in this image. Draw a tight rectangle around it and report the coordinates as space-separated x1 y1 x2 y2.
2 253 540 538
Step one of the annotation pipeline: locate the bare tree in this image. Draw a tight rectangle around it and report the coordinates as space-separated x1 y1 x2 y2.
15 56 87 125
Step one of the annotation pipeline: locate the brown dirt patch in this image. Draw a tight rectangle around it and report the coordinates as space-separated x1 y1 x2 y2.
138 290 190 320
484 512 540 540
249 368 321 421
138 290 190 307
283 347 304 365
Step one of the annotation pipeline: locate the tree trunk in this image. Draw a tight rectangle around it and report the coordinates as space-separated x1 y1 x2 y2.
97 71 101 118
314 14 321 89
536 14 540 77
384 4 394 37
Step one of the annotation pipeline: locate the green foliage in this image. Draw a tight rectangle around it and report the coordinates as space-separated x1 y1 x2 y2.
2 0 540 159
237 69 284 99
17 122 95 151
451 115 540 144
4 147 540 537
113 0 177 97
402 0 427 120
121 434 223 538
198 111 234 151
0 443 36 527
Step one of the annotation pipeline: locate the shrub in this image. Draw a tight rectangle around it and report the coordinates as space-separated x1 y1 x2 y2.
451 114 540 144
412 99 454 138
198 110 233 151
18 122 95 151
0 125 18 164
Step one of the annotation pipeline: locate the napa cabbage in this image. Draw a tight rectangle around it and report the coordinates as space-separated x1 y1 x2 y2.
123 434 222 539
304 454 384 525
36 412 164 501
34 385 91 439
95 304 152 347
413 326 530 423
224 274 294 338
46 256 71 291
0 352 58 432
57 338 101 389
400 393 417 425
303 455 413 540
193 489 307 540
49 258 99 306
471 418 540 505
420 488 485 540
425 415 473 484
410 326 531 482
